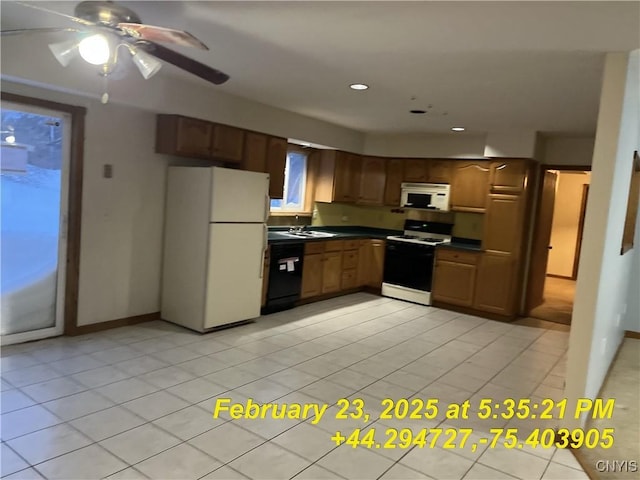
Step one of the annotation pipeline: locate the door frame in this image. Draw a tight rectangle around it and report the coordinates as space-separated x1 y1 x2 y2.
1 92 86 337
572 184 590 280
524 164 591 313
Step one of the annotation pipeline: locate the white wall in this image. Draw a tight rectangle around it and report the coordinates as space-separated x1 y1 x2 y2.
541 136 595 166
484 131 538 158
547 172 591 277
564 50 640 428
2 80 168 326
362 133 486 158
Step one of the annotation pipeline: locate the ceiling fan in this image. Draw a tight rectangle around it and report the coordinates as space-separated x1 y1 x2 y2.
2 1 229 99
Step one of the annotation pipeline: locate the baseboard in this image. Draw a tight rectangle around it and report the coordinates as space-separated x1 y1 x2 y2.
624 330 640 339
67 312 159 336
431 301 516 322
296 287 364 306
546 273 574 280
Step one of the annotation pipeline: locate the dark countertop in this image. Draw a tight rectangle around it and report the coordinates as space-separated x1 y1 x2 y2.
438 237 484 252
268 226 401 244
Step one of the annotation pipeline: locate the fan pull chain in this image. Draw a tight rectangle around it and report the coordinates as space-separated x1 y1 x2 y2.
101 72 110 104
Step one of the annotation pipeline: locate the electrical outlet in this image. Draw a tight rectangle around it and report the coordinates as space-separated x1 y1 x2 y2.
341 215 349 222
103 164 113 178
312 209 318 219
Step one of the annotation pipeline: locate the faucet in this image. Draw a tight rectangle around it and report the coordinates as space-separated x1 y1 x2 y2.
288 215 305 233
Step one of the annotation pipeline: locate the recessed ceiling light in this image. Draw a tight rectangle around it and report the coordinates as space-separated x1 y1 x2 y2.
349 83 369 90
410 109 427 114
451 127 465 132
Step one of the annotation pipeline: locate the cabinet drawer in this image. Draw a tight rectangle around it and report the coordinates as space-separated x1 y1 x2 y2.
324 240 345 252
305 242 325 255
342 250 359 269
343 239 360 250
341 269 357 290
436 248 480 265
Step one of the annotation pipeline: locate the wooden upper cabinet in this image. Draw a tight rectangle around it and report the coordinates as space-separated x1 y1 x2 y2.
450 160 491 212
266 136 287 199
404 159 428 182
490 159 528 194
384 159 404 206
426 160 452 184
211 124 244 163
473 252 516 315
315 151 361 203
337 152 362 202
242 131 268 173
358 156 386 206
483 194 524 254
156 115 213 159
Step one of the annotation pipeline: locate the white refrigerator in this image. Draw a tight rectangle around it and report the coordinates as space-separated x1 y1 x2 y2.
161 166 269 332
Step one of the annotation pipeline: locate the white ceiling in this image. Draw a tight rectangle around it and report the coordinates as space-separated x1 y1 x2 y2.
2 1 639 135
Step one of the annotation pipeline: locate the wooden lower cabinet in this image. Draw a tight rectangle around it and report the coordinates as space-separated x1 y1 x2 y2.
341 248 359 290
301 253 323 299
368 240 385 288
473 252 516 315
341 270 357 290
432 248 479 307
432 247 519 318
355 239 386 288
322 251 343 294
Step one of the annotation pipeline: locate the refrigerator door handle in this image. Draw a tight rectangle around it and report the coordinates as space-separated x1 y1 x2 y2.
260 225 268 279
264 194 270 223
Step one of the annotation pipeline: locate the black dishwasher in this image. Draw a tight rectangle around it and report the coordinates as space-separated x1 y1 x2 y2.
264 243 304 313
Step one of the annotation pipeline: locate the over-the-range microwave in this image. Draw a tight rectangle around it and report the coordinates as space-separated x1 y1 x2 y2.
400 182 451 211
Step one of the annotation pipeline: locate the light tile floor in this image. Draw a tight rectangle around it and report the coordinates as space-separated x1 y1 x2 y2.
1 293 588 479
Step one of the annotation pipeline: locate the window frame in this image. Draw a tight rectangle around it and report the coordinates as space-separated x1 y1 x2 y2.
270 146 309 214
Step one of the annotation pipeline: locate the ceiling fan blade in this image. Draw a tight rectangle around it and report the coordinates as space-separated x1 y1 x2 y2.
136 41 229 85
10 1 94 27
118 23 208 50
1 27 79 36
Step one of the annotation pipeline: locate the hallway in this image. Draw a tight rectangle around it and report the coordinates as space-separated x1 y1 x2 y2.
529 277 576 325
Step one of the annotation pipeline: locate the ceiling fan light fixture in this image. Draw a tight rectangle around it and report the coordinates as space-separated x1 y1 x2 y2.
451 127 465 132
78 34 110 65
48 38 80 67
349 83 369 91
130 48 162 79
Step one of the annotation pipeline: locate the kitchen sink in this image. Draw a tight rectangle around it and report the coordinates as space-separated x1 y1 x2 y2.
280 230 337 238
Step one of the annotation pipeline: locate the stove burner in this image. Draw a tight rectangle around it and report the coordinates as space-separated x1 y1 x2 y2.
422 237 445 243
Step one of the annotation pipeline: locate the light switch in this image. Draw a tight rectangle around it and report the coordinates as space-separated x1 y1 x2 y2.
103 164 113 178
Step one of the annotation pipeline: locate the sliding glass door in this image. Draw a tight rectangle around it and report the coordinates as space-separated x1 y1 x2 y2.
1 101 71 344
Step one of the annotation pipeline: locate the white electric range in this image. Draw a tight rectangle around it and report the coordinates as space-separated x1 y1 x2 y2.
382 220 453 306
